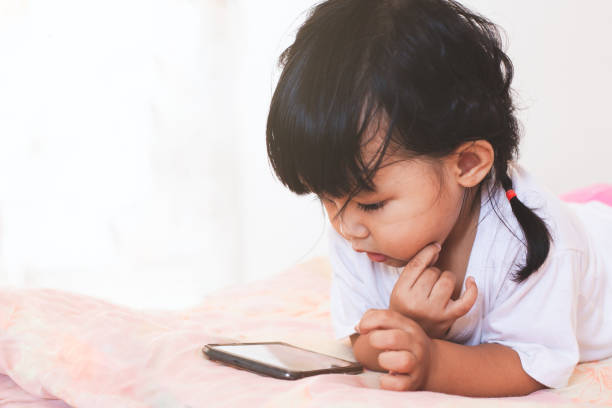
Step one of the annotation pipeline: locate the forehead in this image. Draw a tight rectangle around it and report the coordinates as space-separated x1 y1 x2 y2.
318 108 440 200
358 107 415 166
358 118 410 182
357 120 442 195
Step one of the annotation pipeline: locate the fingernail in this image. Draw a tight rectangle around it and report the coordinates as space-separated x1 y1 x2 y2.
434 242 442 250
354 324 361 334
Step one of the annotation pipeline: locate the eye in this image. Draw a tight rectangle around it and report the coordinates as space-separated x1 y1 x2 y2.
357 201 386 212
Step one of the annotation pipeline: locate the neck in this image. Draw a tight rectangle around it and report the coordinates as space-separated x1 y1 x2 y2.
449 187 481 244
436 186 482 300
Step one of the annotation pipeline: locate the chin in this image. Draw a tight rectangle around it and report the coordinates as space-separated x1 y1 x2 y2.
384 258 408 268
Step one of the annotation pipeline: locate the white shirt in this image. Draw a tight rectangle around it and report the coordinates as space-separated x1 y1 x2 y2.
328 162 612 389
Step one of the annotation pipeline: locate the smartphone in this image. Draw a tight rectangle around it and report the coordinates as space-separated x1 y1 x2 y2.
203 341 363 380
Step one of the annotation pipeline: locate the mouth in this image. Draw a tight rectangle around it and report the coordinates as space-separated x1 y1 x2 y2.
366 252 387 263
352 248 389 263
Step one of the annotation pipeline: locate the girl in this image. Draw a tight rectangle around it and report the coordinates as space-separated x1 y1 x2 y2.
266 0 612 398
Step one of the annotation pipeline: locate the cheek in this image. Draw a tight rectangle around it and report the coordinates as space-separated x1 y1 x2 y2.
388 228 431 254
374 205 453 259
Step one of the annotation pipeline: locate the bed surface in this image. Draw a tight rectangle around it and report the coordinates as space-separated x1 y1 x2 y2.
0 255 610 407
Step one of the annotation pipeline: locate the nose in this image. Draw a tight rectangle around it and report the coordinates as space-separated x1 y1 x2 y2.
338 212 368 240
322 196 369 240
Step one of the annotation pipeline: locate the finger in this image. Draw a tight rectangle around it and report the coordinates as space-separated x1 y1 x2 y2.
397 243 442 288
428 270 456 306
380 372 418 391
445 276 478 319
357 309 417 335
368 329 415 351
412 267 442 297
356 308 386 334
378 350 417 373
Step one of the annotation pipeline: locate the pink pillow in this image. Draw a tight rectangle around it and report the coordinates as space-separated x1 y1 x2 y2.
560 184 612 206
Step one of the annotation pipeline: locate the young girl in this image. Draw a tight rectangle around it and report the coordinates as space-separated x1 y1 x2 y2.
266 0 612 398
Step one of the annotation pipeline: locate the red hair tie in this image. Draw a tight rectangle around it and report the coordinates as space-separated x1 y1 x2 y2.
506 189 517 201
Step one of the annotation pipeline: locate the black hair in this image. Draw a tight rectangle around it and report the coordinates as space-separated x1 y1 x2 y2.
266 0 551 283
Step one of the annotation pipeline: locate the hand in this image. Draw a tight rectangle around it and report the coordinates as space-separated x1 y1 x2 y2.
388 243 478 339
356 309 435 391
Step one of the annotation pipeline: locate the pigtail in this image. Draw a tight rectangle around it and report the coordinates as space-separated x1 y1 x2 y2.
494 160 552 283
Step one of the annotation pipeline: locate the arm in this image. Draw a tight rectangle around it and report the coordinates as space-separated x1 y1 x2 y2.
425 340 546 397
351 332 544 396
356 309 547 397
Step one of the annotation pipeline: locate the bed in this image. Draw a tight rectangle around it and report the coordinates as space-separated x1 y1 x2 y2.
0 186 610 407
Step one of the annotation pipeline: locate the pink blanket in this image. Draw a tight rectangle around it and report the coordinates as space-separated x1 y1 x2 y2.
0 186 610 407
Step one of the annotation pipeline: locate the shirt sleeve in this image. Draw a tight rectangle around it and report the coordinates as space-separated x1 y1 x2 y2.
481 249 582 389
328 228 379 340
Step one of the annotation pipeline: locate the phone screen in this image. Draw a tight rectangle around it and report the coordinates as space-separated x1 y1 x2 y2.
210 343 355 372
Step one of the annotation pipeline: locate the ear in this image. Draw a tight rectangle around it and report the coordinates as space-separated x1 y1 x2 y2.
446 140 494 188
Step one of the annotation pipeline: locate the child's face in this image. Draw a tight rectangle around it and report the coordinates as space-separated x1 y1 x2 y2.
321 144 467 268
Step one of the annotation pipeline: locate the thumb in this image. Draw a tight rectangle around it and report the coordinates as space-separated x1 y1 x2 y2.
446 276 478 319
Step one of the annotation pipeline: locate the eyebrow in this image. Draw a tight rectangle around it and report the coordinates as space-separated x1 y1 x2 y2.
318 158 404 201
357 185 379 196
320 186 379 204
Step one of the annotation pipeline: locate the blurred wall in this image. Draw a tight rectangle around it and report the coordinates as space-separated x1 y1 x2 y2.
0 0 610 309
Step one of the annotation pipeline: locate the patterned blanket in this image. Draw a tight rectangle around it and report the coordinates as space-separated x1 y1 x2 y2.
0 185 610 407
